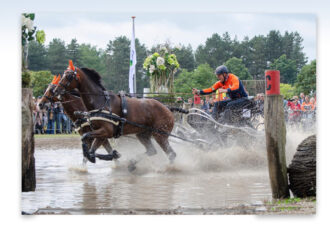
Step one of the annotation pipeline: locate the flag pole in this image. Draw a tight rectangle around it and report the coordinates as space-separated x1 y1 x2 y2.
132 16 136 95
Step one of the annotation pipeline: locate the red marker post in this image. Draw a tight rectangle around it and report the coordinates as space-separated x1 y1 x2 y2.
264 69 289 198
265 70 280 95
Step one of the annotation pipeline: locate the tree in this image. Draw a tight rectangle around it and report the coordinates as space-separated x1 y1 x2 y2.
46 38 68 74
270 54 297 84
134 39 149 93
30 70 54 97
104 36 131 92
294 60 316 95
280 83 296 99
225 57 252 80
174 63 215 96
172 44 196 72
27 41 48 71
248 35 267 79
291 32 308 70
195 33 227 68
78 43 106 74
104 36 148 93
66 38 82 67
266 30 283 63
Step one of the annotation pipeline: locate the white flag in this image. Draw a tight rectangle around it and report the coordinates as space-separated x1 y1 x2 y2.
129 18 136 94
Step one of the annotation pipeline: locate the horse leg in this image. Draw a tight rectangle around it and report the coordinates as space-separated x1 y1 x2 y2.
153 134 177 164
101 139 121 160
136 131 157 156
82 136 104 163
81 129 109 163
127 131 157 172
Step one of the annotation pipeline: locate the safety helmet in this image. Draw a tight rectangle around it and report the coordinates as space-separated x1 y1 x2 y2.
215 65 228 75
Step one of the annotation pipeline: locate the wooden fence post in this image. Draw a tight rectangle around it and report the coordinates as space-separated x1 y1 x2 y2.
22 88 36 192
264 70 290 198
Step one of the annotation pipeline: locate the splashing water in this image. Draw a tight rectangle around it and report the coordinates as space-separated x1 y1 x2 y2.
22 124 314 214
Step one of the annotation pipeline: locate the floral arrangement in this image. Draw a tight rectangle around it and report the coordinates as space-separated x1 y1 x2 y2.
21 13 46 87
21 13 45 47
143 47 180 93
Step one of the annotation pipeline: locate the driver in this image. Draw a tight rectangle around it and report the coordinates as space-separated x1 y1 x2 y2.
192 65 248 123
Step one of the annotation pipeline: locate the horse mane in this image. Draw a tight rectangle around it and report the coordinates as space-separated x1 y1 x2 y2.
80 67 106 90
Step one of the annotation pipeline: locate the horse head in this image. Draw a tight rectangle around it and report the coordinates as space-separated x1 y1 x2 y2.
39 74 61 109
54 60 80 96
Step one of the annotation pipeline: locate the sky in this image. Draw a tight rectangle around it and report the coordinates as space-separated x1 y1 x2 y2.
34 12 316 62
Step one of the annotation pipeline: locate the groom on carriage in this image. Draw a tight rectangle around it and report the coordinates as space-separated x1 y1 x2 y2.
192 65 250 124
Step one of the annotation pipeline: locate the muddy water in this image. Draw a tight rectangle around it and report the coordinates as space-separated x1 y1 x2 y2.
21 129 313 214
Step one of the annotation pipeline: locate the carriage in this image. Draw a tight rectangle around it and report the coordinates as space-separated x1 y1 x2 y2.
173 97 265 149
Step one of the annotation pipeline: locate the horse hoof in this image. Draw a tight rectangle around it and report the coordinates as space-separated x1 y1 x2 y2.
112 150 121 160
128 160 137 172
87 153 96 163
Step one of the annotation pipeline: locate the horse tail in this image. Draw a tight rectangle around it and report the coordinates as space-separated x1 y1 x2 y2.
167 106 189 114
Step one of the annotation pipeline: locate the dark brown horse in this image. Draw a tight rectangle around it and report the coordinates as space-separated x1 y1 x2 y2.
39 75 120 162
54 62 177 166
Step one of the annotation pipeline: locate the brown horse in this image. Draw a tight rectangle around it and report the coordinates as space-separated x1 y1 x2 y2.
39 75 120 162
54 62 177 166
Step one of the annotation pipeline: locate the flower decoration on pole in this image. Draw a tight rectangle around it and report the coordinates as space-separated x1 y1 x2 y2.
21 13 46 88
21 13 46 70
143 47 180 94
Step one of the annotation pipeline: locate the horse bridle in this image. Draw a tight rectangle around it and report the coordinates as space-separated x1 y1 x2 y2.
58 69 79 92
42 84 57 103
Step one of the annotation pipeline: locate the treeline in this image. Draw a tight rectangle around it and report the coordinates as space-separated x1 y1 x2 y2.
28 30 315 96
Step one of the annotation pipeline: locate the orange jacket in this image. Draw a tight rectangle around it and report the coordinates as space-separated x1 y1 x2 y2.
200 73 247 99
301 102 315 111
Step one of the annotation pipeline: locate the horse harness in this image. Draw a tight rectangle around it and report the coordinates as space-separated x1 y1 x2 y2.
74 91 128 138
74 91 195 143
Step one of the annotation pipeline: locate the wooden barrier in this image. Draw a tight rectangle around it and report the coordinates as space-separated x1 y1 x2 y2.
22 88 36 192
264 70 290 198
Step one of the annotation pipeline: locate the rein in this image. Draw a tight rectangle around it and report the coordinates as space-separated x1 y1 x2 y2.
57 68 196 143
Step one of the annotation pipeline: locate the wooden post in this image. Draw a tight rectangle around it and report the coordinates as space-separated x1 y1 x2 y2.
22 88 36 192
264 70 289 198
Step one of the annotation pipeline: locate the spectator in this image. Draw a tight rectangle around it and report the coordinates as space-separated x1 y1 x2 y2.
42 109 48 134
201 98 210 114
65 115 72 134
188 98 194 107
288 96 301 122
301 96 314 111
54 102 61 134
58 103 67 133
310 97 316 110
176 96 183 104
299 92 305 105
46 104 55 134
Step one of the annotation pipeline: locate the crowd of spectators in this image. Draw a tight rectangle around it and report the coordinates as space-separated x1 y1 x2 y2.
284 92 316 124
32 97 73 134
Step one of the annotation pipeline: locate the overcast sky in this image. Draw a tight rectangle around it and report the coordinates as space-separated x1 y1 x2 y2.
35 12 316 62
